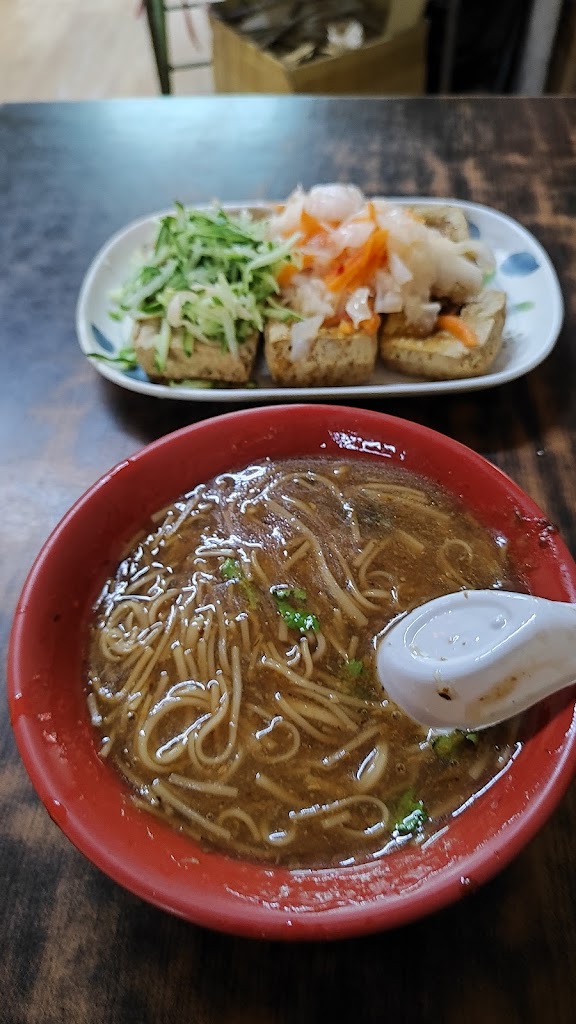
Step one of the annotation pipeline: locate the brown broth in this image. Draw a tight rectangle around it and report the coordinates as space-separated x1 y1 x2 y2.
86 458 520 868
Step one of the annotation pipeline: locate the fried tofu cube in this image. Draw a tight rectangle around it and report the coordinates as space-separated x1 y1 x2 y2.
264 322 377 387
133 320 258 384
379 290 507 381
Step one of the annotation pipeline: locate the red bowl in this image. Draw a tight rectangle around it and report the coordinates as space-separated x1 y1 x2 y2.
8 405 576 940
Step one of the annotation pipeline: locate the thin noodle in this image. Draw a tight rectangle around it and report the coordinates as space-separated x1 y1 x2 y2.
197 637 208 679
300 638 314 678
261 656 361 718
93 645 154 705
124 570 164 596
168 773 238 797
255 772 297 805
252 718 301 763
310 631 327 662
152 780 232 841
172 642 189 680
195 646 242 766
322 810 351 829
148 589 181 622
358 543 394 589
218 633 232 676
206 625 217 679
290 794 389 824
266 498 368 626
289 699 347 730
322 725 381 768
355 742 389 792
353 539 377 569
283 541 310 571
274 694 332 743
239 615 250 652
250 550 270 588
217 808 261 842
185 618 201 651
394 529 426 557
321 627 348 660
437 538 476 586
285 645 301 667
87 692 102 727
99 736 113 759
278 619 289 643
262 825 296 847
332 548 381 612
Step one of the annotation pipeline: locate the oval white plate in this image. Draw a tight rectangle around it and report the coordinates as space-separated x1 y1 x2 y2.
76 198 564 402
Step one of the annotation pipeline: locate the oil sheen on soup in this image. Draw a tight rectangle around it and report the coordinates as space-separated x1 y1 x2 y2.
86 458 521 869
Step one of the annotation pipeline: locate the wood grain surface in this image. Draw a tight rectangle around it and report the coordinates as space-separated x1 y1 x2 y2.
2 97 576 1024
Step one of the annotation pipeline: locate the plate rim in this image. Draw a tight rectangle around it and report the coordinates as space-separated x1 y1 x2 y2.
76 197 564 402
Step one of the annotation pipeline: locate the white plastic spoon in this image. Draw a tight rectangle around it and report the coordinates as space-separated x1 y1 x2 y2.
376 590 576 730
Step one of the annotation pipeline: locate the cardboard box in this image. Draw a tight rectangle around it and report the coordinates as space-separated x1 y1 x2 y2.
210 1 427 96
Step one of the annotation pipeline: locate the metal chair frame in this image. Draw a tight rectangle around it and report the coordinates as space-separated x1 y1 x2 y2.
144 0 215 94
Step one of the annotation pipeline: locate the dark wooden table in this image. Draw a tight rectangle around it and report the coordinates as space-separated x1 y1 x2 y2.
2 96 576 1024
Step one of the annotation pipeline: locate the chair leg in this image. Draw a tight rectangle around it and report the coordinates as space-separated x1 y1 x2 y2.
144 0 171 94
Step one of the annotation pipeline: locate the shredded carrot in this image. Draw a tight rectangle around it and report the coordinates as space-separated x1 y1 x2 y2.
436 314 478 349
325 228 388 293
299 209 326 243
276 262 299 288
358 312 381 335
325 239 371 292
366 201 377 223
366 228 388 273
348 202 376 227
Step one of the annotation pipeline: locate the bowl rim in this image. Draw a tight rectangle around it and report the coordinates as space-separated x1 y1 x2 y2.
8 404 576 940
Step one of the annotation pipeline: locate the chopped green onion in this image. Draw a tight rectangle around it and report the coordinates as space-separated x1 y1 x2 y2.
272 587 319 633
342 658 364 678
219 557 258 607
431 730 479 758
220 557 243 583
392 789 428 836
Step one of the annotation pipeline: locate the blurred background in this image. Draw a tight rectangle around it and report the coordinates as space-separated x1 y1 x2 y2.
1 0 575 102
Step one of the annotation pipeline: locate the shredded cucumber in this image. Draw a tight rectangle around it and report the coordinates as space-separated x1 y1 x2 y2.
111 205 298 367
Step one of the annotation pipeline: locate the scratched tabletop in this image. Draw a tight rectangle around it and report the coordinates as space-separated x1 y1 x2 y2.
2 97 576 1024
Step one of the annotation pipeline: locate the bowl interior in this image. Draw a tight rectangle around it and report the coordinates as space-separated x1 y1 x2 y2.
8 405 576 940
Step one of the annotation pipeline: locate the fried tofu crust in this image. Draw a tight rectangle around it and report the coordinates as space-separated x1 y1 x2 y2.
379 290 507 380
264 321 377 387
133 319 258 383
408 204 470 243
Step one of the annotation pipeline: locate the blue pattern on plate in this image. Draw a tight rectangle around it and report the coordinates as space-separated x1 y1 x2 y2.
90 322 151 381
466 220 480 239
500 252 540 276
91 323 115 352
125 366 150 382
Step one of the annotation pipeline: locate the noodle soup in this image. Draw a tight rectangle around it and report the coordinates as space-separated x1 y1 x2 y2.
86 458 520 869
